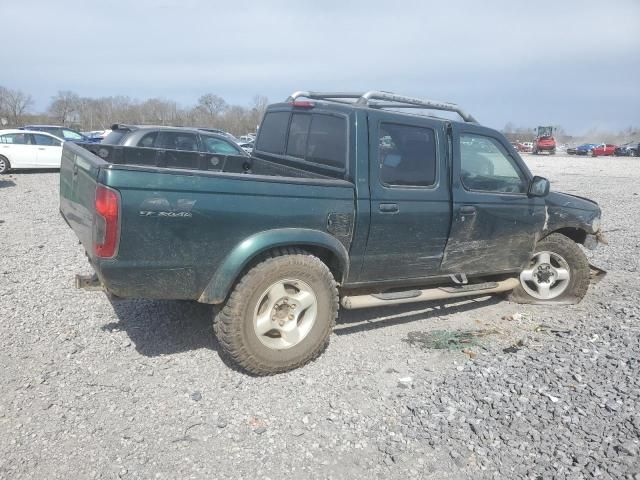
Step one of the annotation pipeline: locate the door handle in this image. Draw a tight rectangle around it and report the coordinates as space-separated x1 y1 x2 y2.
379 203 399 213
460 205 477 216
38 147 46 150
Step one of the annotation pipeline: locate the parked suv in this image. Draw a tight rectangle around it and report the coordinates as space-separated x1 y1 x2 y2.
102 124 248 156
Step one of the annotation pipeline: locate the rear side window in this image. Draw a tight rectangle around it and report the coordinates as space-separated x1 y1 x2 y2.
306 115 347 169
138 132 158 148
256 112 290 154
0 133 28 144
379 123 437 186
156 132 199 151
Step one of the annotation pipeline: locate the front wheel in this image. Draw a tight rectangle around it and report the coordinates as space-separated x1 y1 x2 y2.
214 248 338 375
590 149 597 157
0 156 10 174
509 233 590 304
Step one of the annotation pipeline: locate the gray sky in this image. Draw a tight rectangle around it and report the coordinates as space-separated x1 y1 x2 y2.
3 0 639 133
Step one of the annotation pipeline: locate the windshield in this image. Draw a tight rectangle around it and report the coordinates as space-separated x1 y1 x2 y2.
537 126 553 137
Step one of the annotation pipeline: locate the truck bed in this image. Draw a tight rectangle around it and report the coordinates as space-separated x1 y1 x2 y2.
60 142 355 301
76 142 336 180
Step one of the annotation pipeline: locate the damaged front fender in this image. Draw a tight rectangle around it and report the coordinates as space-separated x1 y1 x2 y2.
583 230 608 250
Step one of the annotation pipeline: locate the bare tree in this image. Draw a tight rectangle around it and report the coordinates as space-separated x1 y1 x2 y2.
197 94 227 121
48 90 81 125
2 88 33 126
0 86 8 125
248 95 269 131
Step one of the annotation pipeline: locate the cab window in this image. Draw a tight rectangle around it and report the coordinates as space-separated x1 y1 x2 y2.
379 123 437 187
460 134 527 194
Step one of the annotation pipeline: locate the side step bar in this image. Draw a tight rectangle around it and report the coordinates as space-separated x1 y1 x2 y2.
341 278 520 310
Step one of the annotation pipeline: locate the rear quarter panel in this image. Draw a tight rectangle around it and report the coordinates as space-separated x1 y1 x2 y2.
97 168 355 300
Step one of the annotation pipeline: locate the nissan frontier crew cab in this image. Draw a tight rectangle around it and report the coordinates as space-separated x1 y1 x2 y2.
60 90 605 375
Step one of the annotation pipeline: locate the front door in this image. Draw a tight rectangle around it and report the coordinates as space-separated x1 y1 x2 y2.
32 134 63 167
441 124 545 275
359 111 451 282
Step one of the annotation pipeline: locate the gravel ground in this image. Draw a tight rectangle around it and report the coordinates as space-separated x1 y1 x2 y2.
0 154 638 479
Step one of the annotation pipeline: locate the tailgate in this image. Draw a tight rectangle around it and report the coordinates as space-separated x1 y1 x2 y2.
59 142 108 253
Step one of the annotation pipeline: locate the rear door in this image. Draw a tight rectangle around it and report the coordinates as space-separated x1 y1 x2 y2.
359 111 451 281
33 133 63 167
441 123 545 275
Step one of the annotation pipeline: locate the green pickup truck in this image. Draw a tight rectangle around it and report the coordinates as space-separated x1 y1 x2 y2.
60 91 605 375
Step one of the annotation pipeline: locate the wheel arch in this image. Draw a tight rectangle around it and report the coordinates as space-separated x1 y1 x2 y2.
198 228 349 304
544 226 588 245
0 154 11 173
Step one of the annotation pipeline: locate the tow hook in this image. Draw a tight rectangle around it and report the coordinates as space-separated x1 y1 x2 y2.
75 273 102 291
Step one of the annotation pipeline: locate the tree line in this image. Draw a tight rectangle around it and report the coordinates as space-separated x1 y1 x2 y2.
0 86 268 136
1 85 637 143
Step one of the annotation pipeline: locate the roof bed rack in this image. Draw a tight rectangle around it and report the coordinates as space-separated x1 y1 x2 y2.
285 90 477 123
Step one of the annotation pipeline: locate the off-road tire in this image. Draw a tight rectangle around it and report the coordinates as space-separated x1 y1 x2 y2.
509 233 590 304
0 156 10 174
213 248 338 375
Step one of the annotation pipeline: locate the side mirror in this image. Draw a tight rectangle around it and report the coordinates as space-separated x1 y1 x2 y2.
528 176 550 197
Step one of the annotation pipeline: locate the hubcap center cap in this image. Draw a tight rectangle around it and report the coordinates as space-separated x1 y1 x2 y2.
535 264 554 283
272 298 295 324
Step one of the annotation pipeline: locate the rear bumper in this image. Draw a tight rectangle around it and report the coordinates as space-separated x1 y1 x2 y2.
78 256 199 300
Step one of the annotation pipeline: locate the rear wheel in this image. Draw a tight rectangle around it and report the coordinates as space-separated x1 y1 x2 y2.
509 233 590 304
214 248 338 375
630 150 637 157
0 156 10 174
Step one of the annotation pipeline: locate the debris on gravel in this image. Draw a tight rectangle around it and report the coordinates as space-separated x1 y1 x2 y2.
1 155 638 479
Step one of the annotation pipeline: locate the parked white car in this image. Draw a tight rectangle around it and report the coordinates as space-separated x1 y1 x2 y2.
0 129 64 173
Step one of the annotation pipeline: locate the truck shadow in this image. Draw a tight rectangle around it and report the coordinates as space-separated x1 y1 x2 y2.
104 295 504 358
104 299 219 356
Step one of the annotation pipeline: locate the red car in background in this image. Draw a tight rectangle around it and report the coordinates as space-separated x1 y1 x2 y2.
591 143 617 157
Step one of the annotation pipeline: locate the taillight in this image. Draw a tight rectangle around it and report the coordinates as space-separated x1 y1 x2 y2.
94 185 120 258
290 100 315 108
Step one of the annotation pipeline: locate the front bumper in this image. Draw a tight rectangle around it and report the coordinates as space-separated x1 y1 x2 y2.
584 230 608 250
